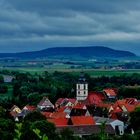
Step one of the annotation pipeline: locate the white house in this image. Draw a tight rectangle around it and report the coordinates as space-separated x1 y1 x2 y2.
37 97 54 110
94 116 124 135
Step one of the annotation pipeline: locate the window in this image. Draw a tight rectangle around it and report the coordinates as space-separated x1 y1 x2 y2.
84 85 86 90
78 85 80 89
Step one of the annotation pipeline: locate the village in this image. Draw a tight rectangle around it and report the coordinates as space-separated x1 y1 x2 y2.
9 72 140 138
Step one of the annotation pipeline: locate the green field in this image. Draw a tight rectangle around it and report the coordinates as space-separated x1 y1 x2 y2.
2 67 140 77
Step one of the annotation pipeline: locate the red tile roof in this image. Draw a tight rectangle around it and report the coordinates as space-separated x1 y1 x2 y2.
123 104 135 112
48 118 68 126
114 98 139 112
125 98 138 105
86 91 105 105
73 102 86 109
50 112 68 119
109 112 118 119
56 106 72 112
55 98 65 105
103 88 116 96
98 103 113 109
23 105 36 111
113 106 123 113
56 106 66 112
10 111 17 117
56 98 76 107
70 116 95 125
67 98 76 104
116 99 126 105
41 112 52 118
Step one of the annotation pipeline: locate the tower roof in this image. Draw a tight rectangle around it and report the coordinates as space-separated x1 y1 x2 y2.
78 72 87 84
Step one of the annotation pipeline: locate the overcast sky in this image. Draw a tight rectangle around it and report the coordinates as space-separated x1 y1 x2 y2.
0 0 140 55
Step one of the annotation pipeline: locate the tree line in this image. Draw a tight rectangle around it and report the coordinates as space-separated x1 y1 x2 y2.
1 71 140 107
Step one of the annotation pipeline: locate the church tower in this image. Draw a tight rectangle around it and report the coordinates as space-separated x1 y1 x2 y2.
76 72 88 101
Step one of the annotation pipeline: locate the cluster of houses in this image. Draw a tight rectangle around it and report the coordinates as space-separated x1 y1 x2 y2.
9 73 140 137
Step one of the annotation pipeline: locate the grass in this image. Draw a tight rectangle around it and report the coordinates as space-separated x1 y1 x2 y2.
2 67 140 77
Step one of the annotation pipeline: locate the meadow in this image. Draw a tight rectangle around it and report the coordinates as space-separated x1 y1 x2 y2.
2 67 140 77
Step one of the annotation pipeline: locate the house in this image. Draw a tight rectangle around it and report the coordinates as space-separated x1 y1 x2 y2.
37 97 54 111
109 98 140 114
55 98 65 108
22 105 36 116
14 112 25 122
55 98 77 108
55 106 72 116
56 125 115 137
103 88 117 100
109 102 124 119
68 116 95 125
10 105 21 114
108 98 140 120
22 105 36 111
3 75 14 83
60 98 77 107
94 116 124 135
9 105 23 121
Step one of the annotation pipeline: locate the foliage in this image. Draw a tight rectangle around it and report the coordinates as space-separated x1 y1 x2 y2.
0 118 14 140
24 111 46 122
0 75 4 84
60 127 74 140
0 85 8 94
32 121 57 140
14 123 22 140
118 87 140 99
33 129 48 140
130 107 140 131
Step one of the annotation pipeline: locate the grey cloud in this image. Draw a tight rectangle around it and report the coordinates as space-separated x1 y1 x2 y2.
7 0 140 15
0 0 140 53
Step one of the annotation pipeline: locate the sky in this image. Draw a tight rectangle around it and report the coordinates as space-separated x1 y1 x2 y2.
0 0 140 55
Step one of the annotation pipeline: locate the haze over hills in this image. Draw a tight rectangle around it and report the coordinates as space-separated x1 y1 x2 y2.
0 46 136 60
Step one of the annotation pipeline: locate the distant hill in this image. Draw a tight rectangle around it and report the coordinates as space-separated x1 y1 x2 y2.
0 46 136 59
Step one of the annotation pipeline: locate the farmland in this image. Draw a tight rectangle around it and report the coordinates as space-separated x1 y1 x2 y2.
1 67 140 77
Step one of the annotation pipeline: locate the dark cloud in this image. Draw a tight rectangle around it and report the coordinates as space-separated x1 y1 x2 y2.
0 0 140 54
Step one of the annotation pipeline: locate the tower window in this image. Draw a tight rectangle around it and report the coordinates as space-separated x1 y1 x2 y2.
78 91 80 94
84 91 86 94
78 85 80 89
84 85 86 89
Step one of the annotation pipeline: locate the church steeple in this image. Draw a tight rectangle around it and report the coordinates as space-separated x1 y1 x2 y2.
76 72 88 101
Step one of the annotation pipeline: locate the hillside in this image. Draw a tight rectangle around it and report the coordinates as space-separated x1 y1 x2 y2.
0 46 136 59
